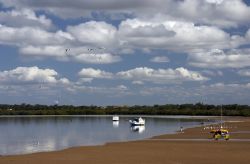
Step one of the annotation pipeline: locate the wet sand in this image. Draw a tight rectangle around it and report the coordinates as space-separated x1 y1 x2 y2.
1 117 250 164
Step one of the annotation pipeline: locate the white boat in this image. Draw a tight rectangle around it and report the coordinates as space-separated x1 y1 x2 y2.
112 115 119 121
129 117 145 126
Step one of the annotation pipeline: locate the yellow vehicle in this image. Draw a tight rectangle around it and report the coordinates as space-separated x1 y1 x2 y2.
210 129 229 140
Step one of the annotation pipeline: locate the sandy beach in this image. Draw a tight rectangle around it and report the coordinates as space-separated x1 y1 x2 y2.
1 117 250 164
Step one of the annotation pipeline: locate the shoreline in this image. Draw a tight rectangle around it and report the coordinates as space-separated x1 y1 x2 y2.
1 116 250 164
0 114 223 118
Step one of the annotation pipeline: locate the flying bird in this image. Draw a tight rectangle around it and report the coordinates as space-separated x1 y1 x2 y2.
65 48 71 55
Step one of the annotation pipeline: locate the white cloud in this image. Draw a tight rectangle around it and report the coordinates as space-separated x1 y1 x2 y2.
238 69 250 77
19 45 66 58
0 21 122 64
0 12 247 65
150 56 169 63
1 0 250 28
76 67 208 85
116 85 128 90
117 67 208 84
206 0 224 4
0 25 73 46
67 21 118 47
58 78 70 85
137 82 250 104
73 53 121 64
172 0 250 28
201 82 250 97
0 9 52 29
189 48 250 68
0 67 73 101
0 0 158 18
132 81 144 85
78 68 113 79
246 29 250 40
19 44 122 64
0 66 59 84
76 78 94 84
118 18 240 52
70 84 132 97
119 23 175 38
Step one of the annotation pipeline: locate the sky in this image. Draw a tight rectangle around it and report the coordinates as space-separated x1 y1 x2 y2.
0 0 250 106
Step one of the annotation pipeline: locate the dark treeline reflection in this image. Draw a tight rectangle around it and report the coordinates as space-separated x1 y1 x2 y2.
0 103 250 116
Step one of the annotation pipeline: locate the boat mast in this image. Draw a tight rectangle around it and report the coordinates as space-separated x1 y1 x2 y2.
220 104 223 129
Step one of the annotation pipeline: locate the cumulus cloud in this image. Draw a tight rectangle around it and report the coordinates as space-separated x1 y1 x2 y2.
208 82 250 90
0 67 73 102
1 0 250 28
78 68 113 79
138 82 250 104
189 48 250 68
0 0 161 19
75 66 208 85
132 81 144 85
150 56 169 63
19 45 66 58
70 84 132 97
200 82 250 100
20 45 121 64
73 53 121 64
246 29 250 40
117 67 208 84
118 17 241 52
170 0 250 28
0 25 73 46
0 20 122 64
67 21 118 47
0 9 52 29
58 78 70 85
238 69 250 77
119 23 175 38
0 9 247 65
0 66 63 85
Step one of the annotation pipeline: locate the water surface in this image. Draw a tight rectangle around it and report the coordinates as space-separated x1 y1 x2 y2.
0 115 217 155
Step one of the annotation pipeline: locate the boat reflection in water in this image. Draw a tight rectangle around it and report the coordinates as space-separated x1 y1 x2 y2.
131 125 145 133
112 121 119 128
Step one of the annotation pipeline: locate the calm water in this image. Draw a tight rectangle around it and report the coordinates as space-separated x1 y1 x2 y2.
0 115 217 155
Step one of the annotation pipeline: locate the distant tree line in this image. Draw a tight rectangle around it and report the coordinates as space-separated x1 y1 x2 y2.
0 103 250 116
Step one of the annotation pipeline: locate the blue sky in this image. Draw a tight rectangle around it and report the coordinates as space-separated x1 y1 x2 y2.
0 0 250 105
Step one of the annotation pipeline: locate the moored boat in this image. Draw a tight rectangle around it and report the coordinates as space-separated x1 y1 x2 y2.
129 117 145 126
112 115 119 121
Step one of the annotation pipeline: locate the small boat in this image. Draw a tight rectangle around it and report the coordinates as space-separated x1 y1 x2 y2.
112 115 119 121
129 117 145 126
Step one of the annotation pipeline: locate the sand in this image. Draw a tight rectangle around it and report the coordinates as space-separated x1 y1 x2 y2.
1 116 250 164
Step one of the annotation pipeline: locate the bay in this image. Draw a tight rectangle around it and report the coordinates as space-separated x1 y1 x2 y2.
0 115 218 155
